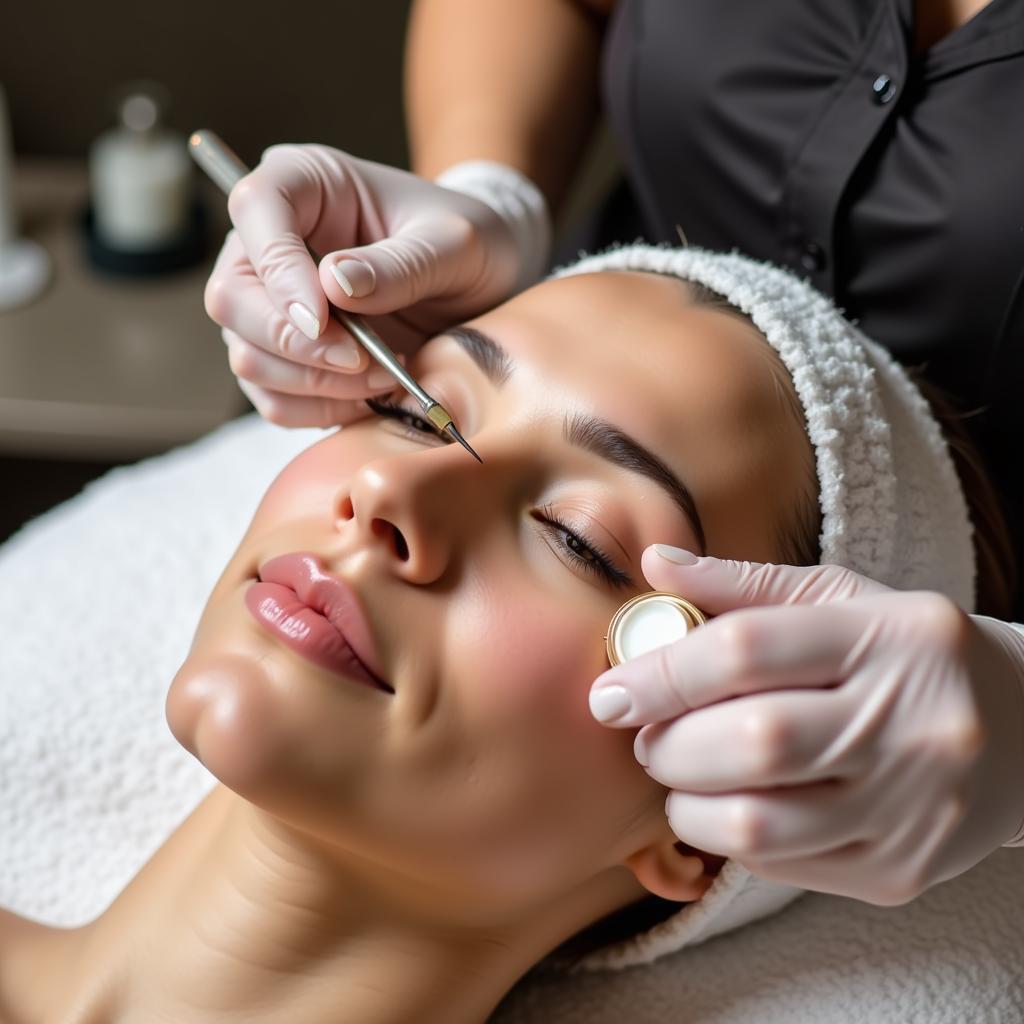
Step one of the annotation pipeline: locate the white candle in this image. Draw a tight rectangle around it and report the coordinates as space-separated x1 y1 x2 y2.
89 92 192 250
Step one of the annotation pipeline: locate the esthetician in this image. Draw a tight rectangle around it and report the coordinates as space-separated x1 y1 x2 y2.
203 0 1024 906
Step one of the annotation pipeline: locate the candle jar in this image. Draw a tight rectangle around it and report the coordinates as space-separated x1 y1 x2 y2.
83 85 206 276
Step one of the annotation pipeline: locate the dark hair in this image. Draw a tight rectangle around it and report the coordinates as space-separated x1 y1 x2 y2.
907 375 1016 618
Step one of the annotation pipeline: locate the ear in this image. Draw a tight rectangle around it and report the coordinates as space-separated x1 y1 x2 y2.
625 840 724 902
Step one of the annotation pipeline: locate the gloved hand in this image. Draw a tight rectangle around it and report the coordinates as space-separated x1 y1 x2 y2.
204 145 548 426
589 545 1024 904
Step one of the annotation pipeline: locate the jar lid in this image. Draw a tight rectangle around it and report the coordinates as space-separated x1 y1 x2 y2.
605 591 707 666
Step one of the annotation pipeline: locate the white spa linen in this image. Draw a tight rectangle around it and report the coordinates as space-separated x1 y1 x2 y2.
0 416 324 927
1 415 1022 1022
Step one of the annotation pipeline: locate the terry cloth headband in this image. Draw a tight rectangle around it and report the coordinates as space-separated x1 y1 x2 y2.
551 245 976 969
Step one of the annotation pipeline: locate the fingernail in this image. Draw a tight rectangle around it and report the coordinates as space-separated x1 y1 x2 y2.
324 340 361 369
654 544 699 565
368 366 395 389
289 302 321 341
332 259 376 299
589 684 633 724
634 731 649 767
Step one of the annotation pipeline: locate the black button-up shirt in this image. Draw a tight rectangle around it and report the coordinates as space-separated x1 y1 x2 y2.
583 0 1024 610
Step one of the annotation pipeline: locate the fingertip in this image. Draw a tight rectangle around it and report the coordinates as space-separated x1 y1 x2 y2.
322 338 365 371
642 545 700 575
588 684 634 725
262 268 330 346
664 788 688 825
634 727 650 767
641 546 761 615
320 255 377 306
652 544 700 566
641 545 707 590
288 301 322 342
331 258 376 299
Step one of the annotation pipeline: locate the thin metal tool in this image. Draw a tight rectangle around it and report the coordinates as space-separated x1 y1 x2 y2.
188 129 482 463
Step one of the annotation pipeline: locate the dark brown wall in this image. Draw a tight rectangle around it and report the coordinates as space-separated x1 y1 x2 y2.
2 0 413 167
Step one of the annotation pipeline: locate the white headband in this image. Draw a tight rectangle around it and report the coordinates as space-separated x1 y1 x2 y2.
551 245 976 969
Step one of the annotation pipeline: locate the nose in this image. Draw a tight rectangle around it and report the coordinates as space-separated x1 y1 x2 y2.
338 443 495 585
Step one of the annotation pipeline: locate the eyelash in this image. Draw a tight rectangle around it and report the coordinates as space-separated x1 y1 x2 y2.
365 396 451 443
534 504 631 588
365 397 631 589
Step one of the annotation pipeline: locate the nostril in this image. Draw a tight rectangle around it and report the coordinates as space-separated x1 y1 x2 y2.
337 495 355 521
371 518 410 561
393 529 409 561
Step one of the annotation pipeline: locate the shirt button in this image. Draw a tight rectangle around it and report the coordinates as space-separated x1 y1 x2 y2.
799 242 827 273
872 73 897 104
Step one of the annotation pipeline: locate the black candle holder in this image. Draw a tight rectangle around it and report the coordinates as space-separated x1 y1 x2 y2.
80 197 208 277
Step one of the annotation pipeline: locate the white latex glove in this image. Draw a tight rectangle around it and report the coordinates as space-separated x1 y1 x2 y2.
589 545 1024 904
204 145 549 426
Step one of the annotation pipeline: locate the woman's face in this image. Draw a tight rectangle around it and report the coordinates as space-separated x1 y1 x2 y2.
168 271 812 915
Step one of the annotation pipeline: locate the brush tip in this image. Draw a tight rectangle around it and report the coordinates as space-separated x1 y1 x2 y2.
446 423 483 463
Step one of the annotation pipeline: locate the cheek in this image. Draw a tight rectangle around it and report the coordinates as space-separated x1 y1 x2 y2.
432 575 650 885
473 601 595 720
246 430 373 532
451 561 606 728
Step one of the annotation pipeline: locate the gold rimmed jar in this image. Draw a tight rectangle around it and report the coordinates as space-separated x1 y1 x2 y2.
605 591 708 667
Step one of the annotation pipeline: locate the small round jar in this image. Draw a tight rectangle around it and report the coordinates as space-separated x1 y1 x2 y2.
605 591 707 666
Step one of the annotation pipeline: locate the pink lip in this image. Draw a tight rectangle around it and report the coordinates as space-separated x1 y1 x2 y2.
244 553 393 693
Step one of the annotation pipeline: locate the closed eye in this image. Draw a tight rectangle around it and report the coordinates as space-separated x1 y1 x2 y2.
533 505 632 589
366 397 452 444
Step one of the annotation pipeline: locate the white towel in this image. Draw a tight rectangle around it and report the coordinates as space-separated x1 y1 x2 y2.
1 415 1021 1022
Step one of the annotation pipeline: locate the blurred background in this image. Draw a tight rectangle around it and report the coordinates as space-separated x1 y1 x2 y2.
0 0 613 542
3 1 413 167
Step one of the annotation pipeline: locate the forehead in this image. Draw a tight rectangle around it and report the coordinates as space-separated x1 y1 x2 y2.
462 271 813 561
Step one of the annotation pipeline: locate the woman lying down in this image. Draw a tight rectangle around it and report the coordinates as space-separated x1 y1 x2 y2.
0 246 1011 1023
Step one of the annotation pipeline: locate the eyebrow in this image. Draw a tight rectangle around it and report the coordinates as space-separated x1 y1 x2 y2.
445 326 514 385
445 325 707 552
564 413 707 554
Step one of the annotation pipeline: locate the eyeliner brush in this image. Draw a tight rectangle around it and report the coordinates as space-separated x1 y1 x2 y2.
188 129 483 463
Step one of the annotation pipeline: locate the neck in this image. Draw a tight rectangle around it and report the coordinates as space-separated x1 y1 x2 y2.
913 0 992 53
23 785 628 1024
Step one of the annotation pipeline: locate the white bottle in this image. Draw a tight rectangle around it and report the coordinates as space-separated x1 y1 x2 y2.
89 91 191 251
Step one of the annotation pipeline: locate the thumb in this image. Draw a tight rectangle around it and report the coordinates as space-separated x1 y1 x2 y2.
320 215 484 315
639 545 889 616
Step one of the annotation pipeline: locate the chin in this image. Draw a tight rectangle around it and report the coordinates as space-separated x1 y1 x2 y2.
166 651 295 794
